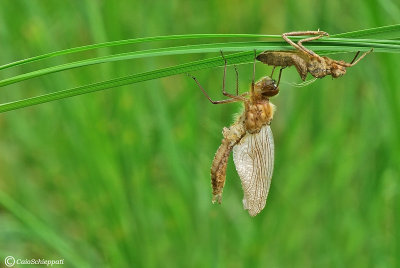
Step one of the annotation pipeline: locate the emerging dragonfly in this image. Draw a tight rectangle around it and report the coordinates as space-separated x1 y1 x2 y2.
189 51 279 216
256 30 373 81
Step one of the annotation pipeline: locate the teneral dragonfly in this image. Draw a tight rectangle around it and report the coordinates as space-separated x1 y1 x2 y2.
189 51 279 216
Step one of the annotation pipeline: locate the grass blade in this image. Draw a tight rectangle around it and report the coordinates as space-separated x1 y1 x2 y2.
1 24 400 113
0 39 398 88
0 34 280 71
0 52 252 113
1 24 399 71
333 24 400 39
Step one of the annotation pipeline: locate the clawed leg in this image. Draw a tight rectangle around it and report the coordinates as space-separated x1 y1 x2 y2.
251 49 257 94
271 66 285 86
188 74 244 104
282 30 329 57
338 48 374 67
276 67 286 86
270 66 276 78
350 51 361 64
234 64 239 96
220 50 242 98
297 35 327 56
188 50 250 104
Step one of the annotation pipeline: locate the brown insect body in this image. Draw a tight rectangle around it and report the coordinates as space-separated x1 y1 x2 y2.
256 31 372 81
256 51 309 81
211 121 245 204
244 79 277 133
190 51 278 216
257 50 350 81
210 77 277 213
191 30 372 216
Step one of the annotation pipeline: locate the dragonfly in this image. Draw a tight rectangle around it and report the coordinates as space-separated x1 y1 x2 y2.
189 51 280 216
256 30 373 81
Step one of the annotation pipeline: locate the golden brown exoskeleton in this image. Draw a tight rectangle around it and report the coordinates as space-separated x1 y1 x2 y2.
256 30 373 81
189 51 278 216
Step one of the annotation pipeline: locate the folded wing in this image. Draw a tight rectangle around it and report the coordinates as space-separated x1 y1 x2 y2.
233 125 274 216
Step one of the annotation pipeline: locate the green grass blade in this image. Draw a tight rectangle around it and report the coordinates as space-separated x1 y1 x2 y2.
1 24 400 113
333 24 400 39
0 39 399 88
1 24 399 71
0 34 280 71
0 41 282 88
1 39 399 113
0 51 252 113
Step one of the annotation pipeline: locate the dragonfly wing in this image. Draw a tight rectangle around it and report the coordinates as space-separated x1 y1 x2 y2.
233 125 274 216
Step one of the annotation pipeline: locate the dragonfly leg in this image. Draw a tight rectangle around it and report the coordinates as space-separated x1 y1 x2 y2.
188 74 245 104
276 67 287 87
337 48 373 67
270 66 276 78
251 49 257 95
220 50 243 98
282 30 328 57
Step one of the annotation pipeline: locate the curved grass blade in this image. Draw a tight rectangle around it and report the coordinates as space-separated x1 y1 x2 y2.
0 41 284 88
1 39 398 88
333 24 400 39
1 39 400 113
0 34 280 71
1 24 399 71
0 51 253 113
1 25 400 113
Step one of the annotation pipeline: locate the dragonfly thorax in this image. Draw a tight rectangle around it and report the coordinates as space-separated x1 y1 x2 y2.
244 101 275 134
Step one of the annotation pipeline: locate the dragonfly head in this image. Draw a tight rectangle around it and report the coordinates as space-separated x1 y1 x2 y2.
330 62 347 78
254 76 279 98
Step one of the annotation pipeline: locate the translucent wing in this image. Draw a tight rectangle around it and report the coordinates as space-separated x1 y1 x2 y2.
233 125 274 216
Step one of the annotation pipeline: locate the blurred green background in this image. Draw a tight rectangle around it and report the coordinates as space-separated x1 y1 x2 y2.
0 0 399 267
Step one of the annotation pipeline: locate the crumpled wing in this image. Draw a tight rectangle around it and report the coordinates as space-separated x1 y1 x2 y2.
233 125 274 216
